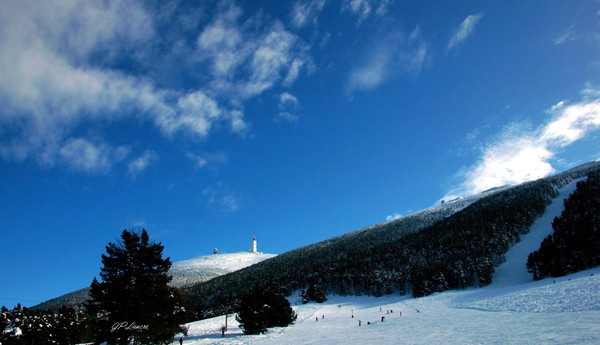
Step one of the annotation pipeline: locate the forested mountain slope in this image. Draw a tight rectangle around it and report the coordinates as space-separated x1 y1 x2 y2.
185 162 600 318
527 169 600 279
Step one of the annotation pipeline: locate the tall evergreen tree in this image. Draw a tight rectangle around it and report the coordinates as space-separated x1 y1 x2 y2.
87 229 187 345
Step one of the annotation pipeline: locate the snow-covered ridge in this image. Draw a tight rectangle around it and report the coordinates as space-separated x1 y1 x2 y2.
169 252 276 288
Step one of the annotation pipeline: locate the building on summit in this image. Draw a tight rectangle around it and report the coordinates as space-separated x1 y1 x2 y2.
250 235 257 253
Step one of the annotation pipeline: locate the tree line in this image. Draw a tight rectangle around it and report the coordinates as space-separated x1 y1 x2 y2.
527 169 600 280
0 304 91 345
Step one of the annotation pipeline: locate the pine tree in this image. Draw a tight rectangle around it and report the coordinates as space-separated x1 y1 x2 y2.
87 229 187 345
305 284 327 303
235 289 297 335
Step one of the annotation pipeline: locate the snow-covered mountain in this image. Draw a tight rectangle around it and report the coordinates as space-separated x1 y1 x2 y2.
186 161 600 317
172 180 600 344
170 252 276 288
33 251 275 310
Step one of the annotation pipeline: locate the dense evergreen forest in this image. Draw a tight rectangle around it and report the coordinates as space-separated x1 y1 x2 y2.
527 169 600 280
0 304 91 344
185 162 600 319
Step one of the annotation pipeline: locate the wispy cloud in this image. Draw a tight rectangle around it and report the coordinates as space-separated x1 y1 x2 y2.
444 90 600 200
291 0 326 28
276 92 300 123
554 26 578 45
185 151 228 170
202 182 241 212
385 213 402 222
342 0 393 24
0 0 311 176
346 26 430 93
128 150 158 180
447 13 484 52
186 152 208 170
59 138 129 174
197 5 312 101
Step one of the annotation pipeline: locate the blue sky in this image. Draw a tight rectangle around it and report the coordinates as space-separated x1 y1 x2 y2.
1 0 599 307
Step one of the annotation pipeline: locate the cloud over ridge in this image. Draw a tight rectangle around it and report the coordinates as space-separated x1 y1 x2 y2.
445 91 600 201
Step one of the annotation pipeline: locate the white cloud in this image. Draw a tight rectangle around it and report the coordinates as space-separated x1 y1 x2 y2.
444 92 600 200
246 23 306 97
0 0 310 175
228 110 250 135
342 0 392 24
346 26 430 93
276 112 300 123
196 6 311 101
186 152 208 169
447 13 484 52
202 182 241 212
283 59 306 86
197 5 245 78
554 26 578 45
386 213 402 222
343 0 372 23
277 93 300 123
59 138 128 174
128 150 158 180
279 93 299 108
155 91 222 138
186 151 228 170
291 0 326 28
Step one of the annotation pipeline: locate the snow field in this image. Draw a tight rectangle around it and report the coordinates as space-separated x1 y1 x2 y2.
175 269 600 345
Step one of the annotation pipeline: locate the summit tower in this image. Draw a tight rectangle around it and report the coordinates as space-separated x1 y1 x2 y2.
250 235 257 253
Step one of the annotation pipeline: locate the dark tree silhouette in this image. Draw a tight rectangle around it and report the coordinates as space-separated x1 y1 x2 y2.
87 229 187 345
236 289 297 335
527 170 600 280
